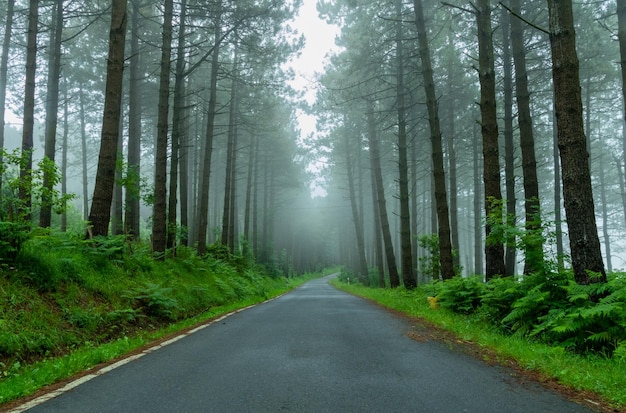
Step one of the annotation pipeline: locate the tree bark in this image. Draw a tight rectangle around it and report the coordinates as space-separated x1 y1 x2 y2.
366 100 400 288
167 0 188 250
79 84 89 221
222 45 239 253
501 7 516 276
196 4 222 255
476 0 505 279
18 0 39 221
40 0 64 228
412 0 455 280
547 0 606 284
0 0 15 198
510 0 543 275
87 0 127 237
152 0 174 256
342 119 368 281
60 76 69 232
124 0 142 240
395 0 416 288
618 0 626 228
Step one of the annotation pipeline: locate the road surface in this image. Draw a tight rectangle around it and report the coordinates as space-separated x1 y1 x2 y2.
18 275 592 412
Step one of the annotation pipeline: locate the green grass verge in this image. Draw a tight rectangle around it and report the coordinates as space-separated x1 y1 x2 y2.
331 280 626 410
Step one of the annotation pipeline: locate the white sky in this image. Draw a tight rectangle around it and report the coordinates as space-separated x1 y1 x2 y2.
288 0 340 139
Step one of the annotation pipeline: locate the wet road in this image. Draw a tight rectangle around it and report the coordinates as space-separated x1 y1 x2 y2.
19 275 591 412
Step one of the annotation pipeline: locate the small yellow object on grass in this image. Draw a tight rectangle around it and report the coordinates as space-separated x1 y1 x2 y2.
427 296 439 309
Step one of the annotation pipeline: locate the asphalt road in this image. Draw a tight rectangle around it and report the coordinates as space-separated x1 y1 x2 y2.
19 275 591 412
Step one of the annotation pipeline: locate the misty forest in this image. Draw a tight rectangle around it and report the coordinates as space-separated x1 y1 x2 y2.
2 0 626 408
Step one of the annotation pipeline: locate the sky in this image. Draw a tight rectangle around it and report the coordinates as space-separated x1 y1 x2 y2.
288 0 340 139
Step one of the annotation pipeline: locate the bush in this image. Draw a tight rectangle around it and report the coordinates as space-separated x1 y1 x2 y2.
436 276 486 315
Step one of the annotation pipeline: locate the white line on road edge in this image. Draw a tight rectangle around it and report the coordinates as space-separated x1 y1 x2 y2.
7 294 285 413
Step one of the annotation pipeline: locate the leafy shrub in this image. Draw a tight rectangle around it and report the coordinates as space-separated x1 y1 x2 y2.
436 276 486 314
477 276 527 331
124 283 180 320
530 279 626 354
499 271 570 335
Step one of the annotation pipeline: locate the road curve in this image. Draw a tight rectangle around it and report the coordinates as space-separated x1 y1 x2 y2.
18 275 591 412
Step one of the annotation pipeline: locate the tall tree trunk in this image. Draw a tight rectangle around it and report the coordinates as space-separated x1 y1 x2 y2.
395 0 416 288
19 0 39 221
366 100 400 288
618 0 626 228
60 76 68 232
473 122 484 275
501 7 516 276
40 0 63 228
179 84 191 246
412 0 455 280
87 0 127 237
0 0 15 198
152 0 174 255
476 0 505 279
196 4 222 255
125 0 142 240
552 110 564 270
445 31 460 271
510 0 543 275
111 122 124 235
547 0 606 284
252 135 260 258
222 45 239 252
370 141 386 287
598 136 612 273
244 134 256 243
167 0 188 250
79 84 89 221
342 120 368 280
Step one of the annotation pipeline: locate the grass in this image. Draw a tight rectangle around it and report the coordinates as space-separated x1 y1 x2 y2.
331 280 626 411
0 231 334 407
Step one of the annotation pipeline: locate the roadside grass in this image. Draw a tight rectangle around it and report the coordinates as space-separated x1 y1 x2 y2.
331 280 626 411
0 231 334 407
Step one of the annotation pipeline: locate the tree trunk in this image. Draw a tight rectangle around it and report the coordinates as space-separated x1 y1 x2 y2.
510 0 543 275
501 7 516 276
87 0 127 237
196 4 222 255
476 0 505 279
445 31 460 271
167 0 188 250
152 0 174 256
552 110 564 270
370 140 386 288
79 84 89 221
125 0 142 240
40 0 63 228
618 0 626 228
395 0 416 288
19 0 39 221
61 77 69 232
598 136 612 273
342 120 368 281
547 0 606 284
412 0 455 281
0 0 15 198
111 123 124 235
366 100 400 288
244 134 256 243
473 122 484 276
222 45 239 253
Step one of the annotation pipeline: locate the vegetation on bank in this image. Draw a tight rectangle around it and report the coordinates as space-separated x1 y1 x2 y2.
0 231 331 406
332 271 626 410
